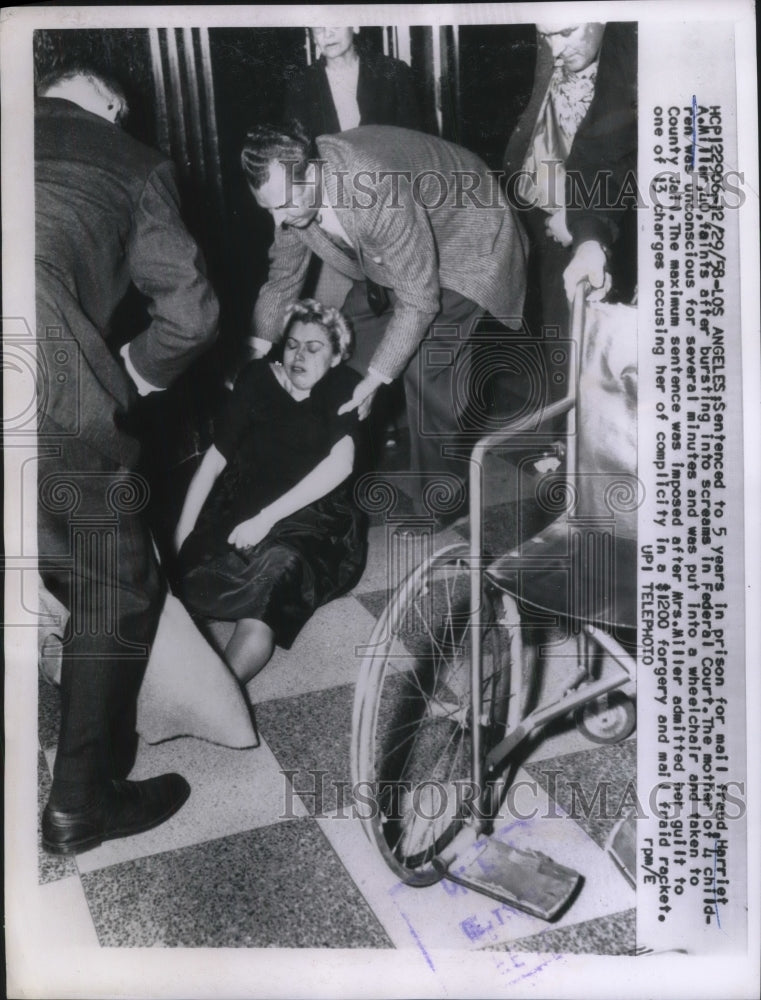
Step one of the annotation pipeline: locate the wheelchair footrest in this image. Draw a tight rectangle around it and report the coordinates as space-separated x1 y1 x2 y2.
444 838 583 921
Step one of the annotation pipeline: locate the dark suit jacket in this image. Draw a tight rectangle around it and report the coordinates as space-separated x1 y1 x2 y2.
503 23 637 296
253 126 528 380
35 98 219 467
283 49 423 136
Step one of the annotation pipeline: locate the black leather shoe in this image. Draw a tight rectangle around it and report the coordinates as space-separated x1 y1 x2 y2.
42 774 191 856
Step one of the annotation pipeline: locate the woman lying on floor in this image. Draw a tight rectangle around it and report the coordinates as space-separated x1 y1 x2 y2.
174 299 366 685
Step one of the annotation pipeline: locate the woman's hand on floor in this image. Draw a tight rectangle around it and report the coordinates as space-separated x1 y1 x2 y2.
228 512 275 550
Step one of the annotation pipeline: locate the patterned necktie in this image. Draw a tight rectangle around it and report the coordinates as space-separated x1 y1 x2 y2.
548 60 598 144
519 60 598 212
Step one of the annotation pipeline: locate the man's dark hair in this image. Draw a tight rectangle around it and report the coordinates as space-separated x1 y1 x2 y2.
240 121 314 189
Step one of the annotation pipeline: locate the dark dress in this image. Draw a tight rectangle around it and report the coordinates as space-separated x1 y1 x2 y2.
177 360 367 648
283 48 423 137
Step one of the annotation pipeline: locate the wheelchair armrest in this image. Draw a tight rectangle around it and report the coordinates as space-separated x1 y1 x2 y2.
468 281 588 471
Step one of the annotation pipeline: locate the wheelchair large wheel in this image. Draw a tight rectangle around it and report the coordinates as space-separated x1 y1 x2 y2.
351 544 522 886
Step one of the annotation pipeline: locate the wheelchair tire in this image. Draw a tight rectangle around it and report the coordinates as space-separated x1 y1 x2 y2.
351 544 519 886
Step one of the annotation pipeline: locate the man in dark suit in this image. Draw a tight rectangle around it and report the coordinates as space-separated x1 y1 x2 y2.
240 123 528 517
503 22 637 404
36 66 219 854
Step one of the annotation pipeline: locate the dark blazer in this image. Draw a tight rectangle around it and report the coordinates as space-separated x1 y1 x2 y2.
253 126 528 380
35 98 219 467
283 49 423 136
503 23 637 293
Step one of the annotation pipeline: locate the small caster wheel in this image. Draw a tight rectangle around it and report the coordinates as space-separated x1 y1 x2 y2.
575 691 636 744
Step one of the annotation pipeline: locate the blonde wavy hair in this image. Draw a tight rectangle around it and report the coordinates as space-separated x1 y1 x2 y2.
282 299 354 361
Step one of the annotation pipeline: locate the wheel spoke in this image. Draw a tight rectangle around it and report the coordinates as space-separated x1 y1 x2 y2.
353 549 518 884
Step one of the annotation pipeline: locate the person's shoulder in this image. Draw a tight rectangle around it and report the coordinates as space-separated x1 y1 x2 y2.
234 358 275 392
319 123 409 156
318 363 362 401
362 49 412 78
120 126 172 181
36 98 168 178
598 22 637 75
285 57 323 91
602 21 638 48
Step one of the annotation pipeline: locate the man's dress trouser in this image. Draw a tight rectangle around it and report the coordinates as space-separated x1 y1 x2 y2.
341 281 484 516
38 435 162 806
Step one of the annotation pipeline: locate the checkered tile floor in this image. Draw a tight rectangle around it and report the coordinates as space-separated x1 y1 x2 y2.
38 441 636 955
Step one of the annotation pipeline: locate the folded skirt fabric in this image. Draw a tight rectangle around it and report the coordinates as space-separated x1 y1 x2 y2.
177 493 366 649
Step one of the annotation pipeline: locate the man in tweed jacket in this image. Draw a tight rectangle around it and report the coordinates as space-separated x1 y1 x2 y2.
242 123 528 515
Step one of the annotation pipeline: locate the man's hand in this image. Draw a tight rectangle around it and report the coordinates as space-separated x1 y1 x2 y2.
337 371 384 421
227 510 276 550
563 240 611 302
545 208 573 247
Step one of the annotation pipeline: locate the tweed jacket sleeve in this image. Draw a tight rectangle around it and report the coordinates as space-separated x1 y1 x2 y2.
251 219 312 343
350 189 441 380
126 160 220 388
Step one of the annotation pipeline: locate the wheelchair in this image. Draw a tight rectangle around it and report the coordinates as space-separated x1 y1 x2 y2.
351 285 639 913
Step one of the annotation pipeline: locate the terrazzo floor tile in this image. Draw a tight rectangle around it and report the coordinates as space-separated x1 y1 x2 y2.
453 496 558 558
81 819 392 948
486 907 636 955
37 749 77 885
254 683 356 817
45 733 307 875
315 783 633 956
34 875 101 948
244 596 376 705
521 714 607 765
354 587 393 625
353 522 464 597
523 740 637 850
361 481 417 528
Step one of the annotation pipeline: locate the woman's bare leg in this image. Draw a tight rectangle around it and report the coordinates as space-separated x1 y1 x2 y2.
224 618 276 685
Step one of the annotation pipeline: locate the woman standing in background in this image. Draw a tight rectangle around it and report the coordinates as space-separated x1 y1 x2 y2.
283 26 422 137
